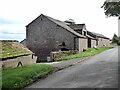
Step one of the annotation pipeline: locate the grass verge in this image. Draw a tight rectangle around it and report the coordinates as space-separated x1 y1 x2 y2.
2 64 54 90
56 46 114 61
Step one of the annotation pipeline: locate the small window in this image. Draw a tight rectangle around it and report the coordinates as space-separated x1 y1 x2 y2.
56 25 60 28
62 42 66 46
41 18 43 20
56 25 59 27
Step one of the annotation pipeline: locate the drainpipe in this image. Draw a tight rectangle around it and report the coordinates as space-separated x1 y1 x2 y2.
118 17 120 37
74 37 76 50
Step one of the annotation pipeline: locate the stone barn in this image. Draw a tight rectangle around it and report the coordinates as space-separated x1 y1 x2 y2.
87 31 110 47
26 14 87 61
67 23 97 48
68 23 110 48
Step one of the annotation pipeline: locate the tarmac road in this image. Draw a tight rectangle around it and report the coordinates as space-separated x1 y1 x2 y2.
26 47 119 88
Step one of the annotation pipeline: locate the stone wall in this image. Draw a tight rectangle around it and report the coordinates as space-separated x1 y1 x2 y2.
50 50 78 61
26 15 79 61
2 54 37 69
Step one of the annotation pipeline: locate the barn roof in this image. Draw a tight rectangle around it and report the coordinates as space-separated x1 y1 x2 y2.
67 24 85 30
67 23 96 40
42 14 86 38
87 31 110 39
26 14 109 39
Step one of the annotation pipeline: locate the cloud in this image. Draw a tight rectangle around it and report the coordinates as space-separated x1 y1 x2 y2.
0 18 15 25
0 18 26 41
0 31 25 34
0 0 118 41
0 32 25 42
0 17 23 25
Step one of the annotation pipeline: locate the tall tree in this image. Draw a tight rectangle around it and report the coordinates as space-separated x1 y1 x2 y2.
112 33 118 43
101 0 120 18
102 0 120 42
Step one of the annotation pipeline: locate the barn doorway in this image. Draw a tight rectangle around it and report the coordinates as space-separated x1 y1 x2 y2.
88 38 91 48
59 42 69 51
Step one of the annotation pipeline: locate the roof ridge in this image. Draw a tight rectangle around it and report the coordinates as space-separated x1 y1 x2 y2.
88 31 109 39
43 14 85 38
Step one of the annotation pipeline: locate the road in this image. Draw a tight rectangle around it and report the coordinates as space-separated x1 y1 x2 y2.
26 47 119 88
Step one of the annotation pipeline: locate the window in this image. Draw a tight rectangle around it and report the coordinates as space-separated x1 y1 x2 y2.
56 25 59 29
56 25 59 27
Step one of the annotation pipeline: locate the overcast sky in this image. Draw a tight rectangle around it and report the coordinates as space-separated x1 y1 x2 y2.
0 0 118 42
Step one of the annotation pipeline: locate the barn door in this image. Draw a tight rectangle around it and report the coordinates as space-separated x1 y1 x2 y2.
88 38 91 48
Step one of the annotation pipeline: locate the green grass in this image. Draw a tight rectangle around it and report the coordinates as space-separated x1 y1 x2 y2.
2 64 54 90
0 40 32 58
56 46 114 61
0 69 2 90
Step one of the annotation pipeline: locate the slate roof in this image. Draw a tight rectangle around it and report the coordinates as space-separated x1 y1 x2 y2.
86 35 97 40
87 31 109 39
67 23 96 40
68 23 109 40
26 14 109 40
42 14 86 38
67 24 85 30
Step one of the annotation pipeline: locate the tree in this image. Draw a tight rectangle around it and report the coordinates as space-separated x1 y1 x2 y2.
101 0 120 18
112 33 119 44
102 0 120 45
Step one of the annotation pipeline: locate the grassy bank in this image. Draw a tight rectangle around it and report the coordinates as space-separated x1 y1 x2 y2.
2 64 54 90
56 46 114 61
0 40 32 58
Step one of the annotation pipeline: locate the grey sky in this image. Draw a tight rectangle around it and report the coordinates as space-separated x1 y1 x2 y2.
0 0 118 42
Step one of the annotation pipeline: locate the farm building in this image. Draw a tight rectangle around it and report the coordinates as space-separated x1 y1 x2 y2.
87 31 110 47
24 14 110 61
67 23 97 48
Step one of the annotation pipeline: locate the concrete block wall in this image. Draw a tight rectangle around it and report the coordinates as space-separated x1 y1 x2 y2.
91 39 97 47
79 38 87 52
98 38 110 47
